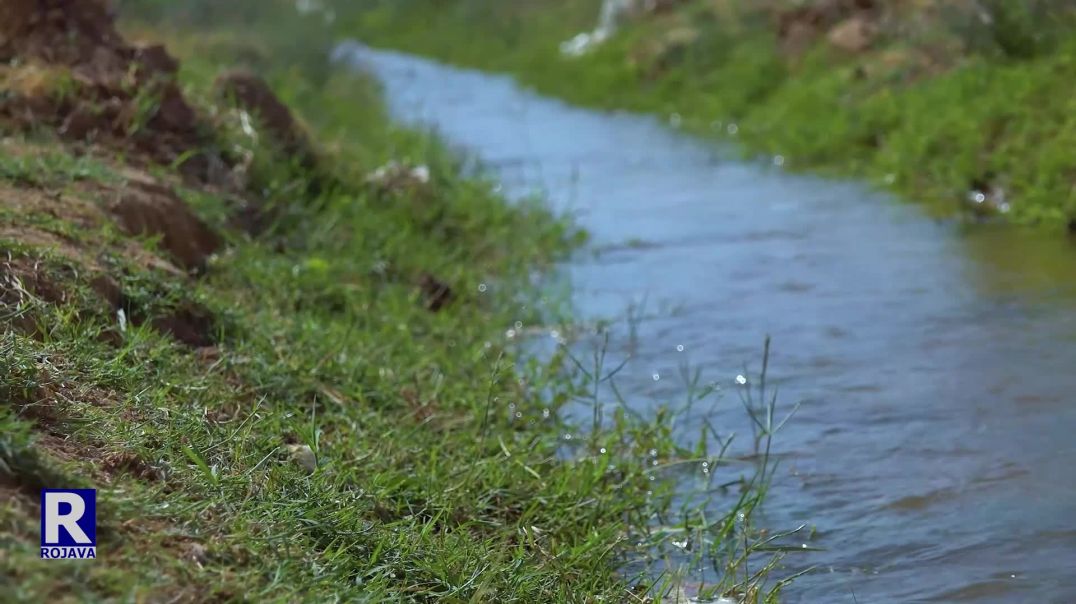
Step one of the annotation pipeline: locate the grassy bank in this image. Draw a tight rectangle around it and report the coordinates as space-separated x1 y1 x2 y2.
347 0 1076 229
2 1 784 601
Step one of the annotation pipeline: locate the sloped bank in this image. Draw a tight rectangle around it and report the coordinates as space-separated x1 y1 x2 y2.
1 1 782 601
348 0 1076 231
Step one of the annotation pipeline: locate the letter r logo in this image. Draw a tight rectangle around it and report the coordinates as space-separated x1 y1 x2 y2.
41 489 97 548
44 492 89 544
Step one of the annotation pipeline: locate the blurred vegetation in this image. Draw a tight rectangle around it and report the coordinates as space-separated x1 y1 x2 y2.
976 0 1071 59
346 0 1076 229
119 0 337 85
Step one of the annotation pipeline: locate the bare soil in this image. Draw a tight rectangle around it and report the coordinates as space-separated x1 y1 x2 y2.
0 0 227 182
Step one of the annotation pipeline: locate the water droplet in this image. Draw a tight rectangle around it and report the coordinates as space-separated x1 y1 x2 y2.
652 373 660 381
649 449 658 457
477 283 487 293
599 447 607 454
542 408 551 418
506 329 517 339
563 433 573 441
883 173 896 185
735 374 747 385
515 412 522 418
676 344 684 352
773 155 785 167
550 329 560 339
727 123 739 135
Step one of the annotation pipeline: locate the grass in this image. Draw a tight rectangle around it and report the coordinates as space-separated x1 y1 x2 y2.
1 1 793 601
344 0 1076 230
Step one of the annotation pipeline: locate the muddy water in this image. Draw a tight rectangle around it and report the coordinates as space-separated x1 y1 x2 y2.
339 43 1076 602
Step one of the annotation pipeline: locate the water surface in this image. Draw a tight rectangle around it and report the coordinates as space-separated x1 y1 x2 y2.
339 43 1076 603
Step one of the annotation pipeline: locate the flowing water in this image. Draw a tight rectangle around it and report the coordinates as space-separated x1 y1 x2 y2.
338 43 1076 603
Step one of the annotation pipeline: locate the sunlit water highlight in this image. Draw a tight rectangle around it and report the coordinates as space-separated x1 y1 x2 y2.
338 42 1076 603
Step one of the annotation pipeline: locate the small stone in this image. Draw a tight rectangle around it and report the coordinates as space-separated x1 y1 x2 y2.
186 542 208 566
287 444 317 474
827 16 877 54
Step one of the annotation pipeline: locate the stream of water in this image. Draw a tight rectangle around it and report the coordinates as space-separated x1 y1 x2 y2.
339 42 1076 603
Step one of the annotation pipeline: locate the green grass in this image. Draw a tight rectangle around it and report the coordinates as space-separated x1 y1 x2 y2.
344 0 1076 230
1 2 790 602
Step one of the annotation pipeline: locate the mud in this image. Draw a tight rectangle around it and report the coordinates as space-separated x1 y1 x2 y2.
0 2 230 347
214 69 315 166
0 174 218 348
418 272 454 312
103 179 222 273
0 0 225 182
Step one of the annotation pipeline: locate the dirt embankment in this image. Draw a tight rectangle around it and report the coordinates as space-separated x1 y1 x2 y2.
0 1 314 349
0 0 306 517
0 0 227 179
0 0 468 410
0 1 452 420
0 1 228 342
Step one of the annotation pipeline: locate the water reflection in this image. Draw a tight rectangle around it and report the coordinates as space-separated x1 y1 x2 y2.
958 223 1076 300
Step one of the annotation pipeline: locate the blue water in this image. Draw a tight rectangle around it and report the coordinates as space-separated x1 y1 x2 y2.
340 42 1076 603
